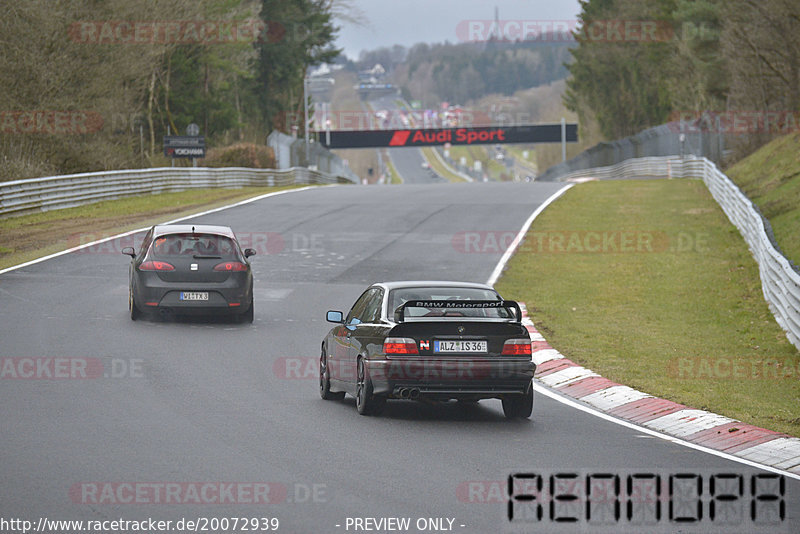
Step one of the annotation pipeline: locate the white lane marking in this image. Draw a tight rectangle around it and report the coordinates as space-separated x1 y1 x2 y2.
579 385 652 412
0 186 319 275
532 383 800 480
490 184 800 479
486 183 574 286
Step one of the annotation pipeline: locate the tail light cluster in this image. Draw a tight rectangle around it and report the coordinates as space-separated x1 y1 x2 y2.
139 260 174 271
214 262 247 272
501 339 532 356
384 337 419 355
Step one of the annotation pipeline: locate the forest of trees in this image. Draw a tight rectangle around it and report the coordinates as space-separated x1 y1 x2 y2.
565 0 800 156
391 40 573 108
0 0 341 179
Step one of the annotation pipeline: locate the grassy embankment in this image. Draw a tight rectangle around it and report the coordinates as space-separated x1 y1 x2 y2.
725 132 800 265
496 177 800 436
0 186 304 270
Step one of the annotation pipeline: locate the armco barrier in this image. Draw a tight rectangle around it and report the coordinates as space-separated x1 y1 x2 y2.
0 166 353 218
554 155 800 352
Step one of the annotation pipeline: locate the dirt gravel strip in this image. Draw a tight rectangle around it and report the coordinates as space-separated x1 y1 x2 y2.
521 302 800 477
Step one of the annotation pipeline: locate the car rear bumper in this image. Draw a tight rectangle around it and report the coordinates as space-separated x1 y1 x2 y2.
364 357 535 399
132 274 252 315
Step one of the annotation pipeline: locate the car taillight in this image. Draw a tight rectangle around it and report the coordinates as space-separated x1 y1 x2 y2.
139 260 175 271
214 261 247 272
384 337 419 355
501 339 532 355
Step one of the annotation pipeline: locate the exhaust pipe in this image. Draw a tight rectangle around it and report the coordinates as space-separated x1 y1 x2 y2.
408 388 420 399
395 388 409 399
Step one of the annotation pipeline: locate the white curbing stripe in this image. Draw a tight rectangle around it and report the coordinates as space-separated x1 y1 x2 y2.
532 349 563 365
579 385 652 412
736 438 800 469
644 409 736 439
537 366 598 388
528 331 546 342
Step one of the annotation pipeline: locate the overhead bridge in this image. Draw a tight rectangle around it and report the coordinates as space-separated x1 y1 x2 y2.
318 123 578 149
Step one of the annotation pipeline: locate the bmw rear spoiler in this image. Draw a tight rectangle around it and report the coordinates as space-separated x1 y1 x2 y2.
393 300 523 324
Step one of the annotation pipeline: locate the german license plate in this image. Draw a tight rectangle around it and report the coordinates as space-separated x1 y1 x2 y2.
180 291 208 301
434 340 487 353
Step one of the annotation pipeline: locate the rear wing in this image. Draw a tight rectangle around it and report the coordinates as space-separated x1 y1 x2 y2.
393 300 522 324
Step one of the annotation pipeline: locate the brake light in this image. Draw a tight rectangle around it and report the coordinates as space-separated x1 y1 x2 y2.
384 337 419 355
139 260 174 271
501 339 532 355
214 261 247 272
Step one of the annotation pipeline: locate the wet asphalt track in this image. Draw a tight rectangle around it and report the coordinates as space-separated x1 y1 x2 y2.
1 182 797 533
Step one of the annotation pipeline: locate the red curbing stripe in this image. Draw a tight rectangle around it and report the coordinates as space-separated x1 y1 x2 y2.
723 433 789 455
558 376 618 397
531 340 552 352
686 422 784 452
534 359 579 377
608 397 687 424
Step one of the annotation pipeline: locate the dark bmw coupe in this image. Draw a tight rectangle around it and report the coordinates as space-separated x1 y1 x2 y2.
321 281 535 418
122 224 256 322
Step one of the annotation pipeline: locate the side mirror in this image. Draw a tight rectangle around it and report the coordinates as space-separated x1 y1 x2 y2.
326 310 344 324
121 247 136 257
244 248 256 258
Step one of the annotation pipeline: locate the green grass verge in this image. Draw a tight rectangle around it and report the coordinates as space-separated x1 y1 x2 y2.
496 179 800 436
725 132 800 266
421 147 468 182
0 185 305 270
384 153 403 184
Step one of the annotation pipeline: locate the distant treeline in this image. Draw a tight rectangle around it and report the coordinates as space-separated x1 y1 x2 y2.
354 40 573 108
565 0 800 156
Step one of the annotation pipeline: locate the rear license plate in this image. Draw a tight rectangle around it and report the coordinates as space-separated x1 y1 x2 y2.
180 291 208 301
434 340 487 353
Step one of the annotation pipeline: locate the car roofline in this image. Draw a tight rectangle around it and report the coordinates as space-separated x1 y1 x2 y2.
151 224 237 239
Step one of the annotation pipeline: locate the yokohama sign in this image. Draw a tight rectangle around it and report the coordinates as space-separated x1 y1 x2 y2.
319 124 578 149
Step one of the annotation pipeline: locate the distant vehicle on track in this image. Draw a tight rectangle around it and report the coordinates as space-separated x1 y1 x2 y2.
320 281 534 418
122 224 256 322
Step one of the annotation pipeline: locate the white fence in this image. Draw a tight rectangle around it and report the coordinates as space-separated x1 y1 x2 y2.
555 155 800 351
0 166 352 218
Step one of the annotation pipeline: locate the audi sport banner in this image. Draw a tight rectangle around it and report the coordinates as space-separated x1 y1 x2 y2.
318 124 577 149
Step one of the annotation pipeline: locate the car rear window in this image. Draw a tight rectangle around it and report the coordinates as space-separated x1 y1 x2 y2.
149 233 238 258
388 287 512 318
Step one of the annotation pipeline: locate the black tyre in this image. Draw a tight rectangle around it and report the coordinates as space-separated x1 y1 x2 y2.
319 347 344 401
356 358 385 416
129 288 140 321
240 296 254 324
502 385 533 419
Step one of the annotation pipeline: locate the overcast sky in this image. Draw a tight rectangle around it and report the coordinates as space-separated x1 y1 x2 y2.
335 0 583 59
